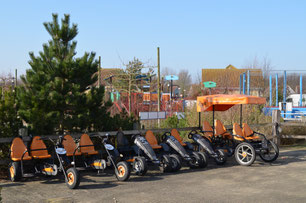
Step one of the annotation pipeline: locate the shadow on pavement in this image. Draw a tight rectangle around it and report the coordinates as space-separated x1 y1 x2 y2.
0 183 24 187
78 182 118 190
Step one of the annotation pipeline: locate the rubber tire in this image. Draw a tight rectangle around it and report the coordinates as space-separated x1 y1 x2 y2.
197 152 208 168
65 167 80 189
259 140 279 162
235 142 256 166
159 155 172 173
188 152 203 169
214 149 227 165
133 157 148 176
115 161 130 181
9 162 21 182
169 154 182 172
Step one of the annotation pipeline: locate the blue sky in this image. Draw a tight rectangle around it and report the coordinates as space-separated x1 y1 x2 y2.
0 0 305 80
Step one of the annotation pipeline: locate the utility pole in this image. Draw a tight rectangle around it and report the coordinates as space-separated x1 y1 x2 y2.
98 56 101 88
157 47 161 127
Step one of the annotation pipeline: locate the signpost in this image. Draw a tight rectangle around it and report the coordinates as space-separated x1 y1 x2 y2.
203 81 216 94
165 75 179 99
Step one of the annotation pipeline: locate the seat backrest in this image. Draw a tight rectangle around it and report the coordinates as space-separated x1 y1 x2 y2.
62 135 78 155
215 120 227 135
79 134 96 153
145 130 158 146
233 123 244 137
10 137 30 160
30 136 50 157
243 123 254 137
203 121 214 137
117 131 130 148
171 129 184 144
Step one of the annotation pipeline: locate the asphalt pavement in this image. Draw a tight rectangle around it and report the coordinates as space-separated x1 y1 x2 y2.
1 147 306 203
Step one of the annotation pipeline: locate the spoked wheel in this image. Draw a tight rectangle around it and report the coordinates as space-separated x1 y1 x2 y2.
159 155 172 173
133 157 148 176
9 162 21 182
115 161 130 181
214 149 227 165
65 167 80 189
259 140 279 162
198 152 208 168
235 142 256 166
188 152 203 169
169 154 182 172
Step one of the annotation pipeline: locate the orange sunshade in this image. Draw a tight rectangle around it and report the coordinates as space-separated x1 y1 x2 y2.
197 94 266 112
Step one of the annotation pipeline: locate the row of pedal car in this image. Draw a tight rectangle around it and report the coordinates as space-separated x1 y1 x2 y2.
9 120 279 189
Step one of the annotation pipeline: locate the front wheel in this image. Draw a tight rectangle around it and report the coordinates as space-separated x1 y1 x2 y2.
235 142 256 166
9 162 21 182
198 152 208 168
169 154 182 172
214 149 227 165
115 161 130 181
188 152 203 169
65 167 80 189
133 157 148 176
159 155 172 173
259 140 279 162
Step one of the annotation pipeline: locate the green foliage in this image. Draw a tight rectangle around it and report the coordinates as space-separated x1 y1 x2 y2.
0 89 22 158
0 89 22 138
17 14 109 135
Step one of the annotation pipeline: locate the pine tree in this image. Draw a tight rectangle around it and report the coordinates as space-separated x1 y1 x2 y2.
17 14 109 135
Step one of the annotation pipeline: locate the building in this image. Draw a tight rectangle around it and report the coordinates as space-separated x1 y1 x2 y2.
202 65 264 96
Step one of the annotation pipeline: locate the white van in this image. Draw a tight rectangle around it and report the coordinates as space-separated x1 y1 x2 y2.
286 94 306 106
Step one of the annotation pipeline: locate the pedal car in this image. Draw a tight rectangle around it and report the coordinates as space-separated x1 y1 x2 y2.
145 130 182 172
9 136 80 189
197 94 279 166
62 133 130 181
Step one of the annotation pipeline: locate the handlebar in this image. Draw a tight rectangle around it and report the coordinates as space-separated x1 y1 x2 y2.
161 132 171 141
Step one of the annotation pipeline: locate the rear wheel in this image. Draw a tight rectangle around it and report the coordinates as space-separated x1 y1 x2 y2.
159 155 172 173
9 162 21 182
115 161 130 181
214 149 227 165
188 152 203 169
133 157 148 176
235 142 256 166
198 152 208 168
259 140 279 162
169 154 182 172
65 167 80 189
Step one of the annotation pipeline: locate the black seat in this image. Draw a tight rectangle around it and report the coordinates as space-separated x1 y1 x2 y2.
116 132 133 152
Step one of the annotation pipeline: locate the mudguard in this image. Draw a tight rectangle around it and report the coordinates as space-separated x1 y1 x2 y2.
192 134 215 155
165 136 190 160
134 136 159 164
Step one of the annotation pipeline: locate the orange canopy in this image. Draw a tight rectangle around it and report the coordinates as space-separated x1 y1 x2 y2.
197 94 266 112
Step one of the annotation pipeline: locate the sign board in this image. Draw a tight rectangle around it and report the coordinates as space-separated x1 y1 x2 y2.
165 75 179 81
203 81 216 88
139 112 166 120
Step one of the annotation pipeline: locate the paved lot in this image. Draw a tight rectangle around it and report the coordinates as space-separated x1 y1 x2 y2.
1 147 306 203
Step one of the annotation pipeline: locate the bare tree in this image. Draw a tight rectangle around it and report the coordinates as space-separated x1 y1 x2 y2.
177 69 192 97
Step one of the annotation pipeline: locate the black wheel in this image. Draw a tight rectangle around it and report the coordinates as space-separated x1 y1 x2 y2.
235 142 256 166
198 152 208 168
65 167 80 189
259 140 279 162
188 152 203 169
115 161 130 181
214 149 227 165
133 157 148 176
9 162 21 182
169 154 182 172
159 155 172 173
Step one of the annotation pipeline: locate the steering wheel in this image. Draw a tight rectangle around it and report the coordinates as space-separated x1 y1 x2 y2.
131 133 141 140
161 132 171 141
188 130 198 139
